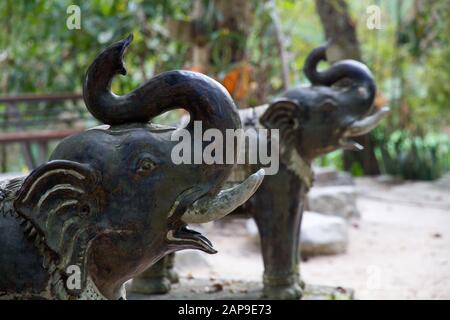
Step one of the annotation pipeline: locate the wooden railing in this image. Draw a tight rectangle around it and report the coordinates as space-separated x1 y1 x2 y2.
0 93 87 170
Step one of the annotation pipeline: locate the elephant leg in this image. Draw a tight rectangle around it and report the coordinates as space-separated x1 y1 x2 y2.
290 190 306 290
252 170 305 300
293 211 306 290
130 256 171 295
254 213 303 300
166 253 179 284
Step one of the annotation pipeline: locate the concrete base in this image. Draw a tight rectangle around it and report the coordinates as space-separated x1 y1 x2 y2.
127 277 354 300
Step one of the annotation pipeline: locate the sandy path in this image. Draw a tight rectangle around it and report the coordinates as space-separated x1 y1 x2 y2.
176 177 450 299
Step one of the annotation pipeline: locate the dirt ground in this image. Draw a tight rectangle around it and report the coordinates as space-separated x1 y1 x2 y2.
175 177 450 300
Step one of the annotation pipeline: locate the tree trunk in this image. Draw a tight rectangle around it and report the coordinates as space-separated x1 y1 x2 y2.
268 0 289 90
213 0 252 63
168 0 253 106
183 0 252 68
315 0 380 175
190 0 210 71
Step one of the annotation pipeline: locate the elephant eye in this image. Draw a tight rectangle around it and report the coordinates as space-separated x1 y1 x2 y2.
79 204 91 216
137 158 156 174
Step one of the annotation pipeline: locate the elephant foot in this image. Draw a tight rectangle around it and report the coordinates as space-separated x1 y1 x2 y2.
299 278 306 290
262 283 303 300
167 269 179 284
262 273 303 300
295 272 306 290
130 276 171 295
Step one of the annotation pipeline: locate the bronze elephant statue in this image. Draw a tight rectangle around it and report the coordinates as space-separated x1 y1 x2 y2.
135 44 389 299
0 35 264 300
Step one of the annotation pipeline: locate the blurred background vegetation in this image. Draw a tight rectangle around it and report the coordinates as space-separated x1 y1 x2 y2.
0 0 448 180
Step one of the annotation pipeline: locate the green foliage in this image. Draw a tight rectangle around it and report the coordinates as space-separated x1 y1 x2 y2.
350 162 364 177
0 0 448 179
352 0 450 130
275 0 323 84
245 1 285 104
313 0 449 179
0 0 192 172
373 127 450 180
0 0 191 95
315 150 344 171
316 128 450 181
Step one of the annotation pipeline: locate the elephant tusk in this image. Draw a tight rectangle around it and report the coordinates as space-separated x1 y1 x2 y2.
338 138 364 151
181 169 265 224
344 106 390 137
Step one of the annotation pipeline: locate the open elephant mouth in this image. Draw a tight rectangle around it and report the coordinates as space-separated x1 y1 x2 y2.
167 227 217 254
166 169 265 254
339 106 390 151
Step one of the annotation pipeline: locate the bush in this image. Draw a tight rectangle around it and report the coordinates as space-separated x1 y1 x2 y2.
373 128 450 181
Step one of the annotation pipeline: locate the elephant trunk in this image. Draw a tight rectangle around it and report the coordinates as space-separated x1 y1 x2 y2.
83 34 240 135
303 45 376 112
83 35 242 191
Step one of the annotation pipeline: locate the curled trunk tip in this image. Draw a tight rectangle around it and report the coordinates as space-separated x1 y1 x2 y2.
83 35 240 132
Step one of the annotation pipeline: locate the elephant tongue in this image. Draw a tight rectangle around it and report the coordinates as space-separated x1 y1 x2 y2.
167 226 217 254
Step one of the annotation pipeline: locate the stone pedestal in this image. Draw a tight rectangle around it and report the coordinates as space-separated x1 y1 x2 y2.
127 277 354 300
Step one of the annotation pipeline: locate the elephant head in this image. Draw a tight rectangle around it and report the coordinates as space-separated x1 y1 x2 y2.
261 44 389 161
12 35 264 299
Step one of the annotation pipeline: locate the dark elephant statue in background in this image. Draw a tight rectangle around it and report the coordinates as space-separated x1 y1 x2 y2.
0 35 264 300
135 44 389 299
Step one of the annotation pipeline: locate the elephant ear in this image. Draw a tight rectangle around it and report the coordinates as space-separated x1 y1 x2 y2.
260 98 304 146
14 160 105 294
